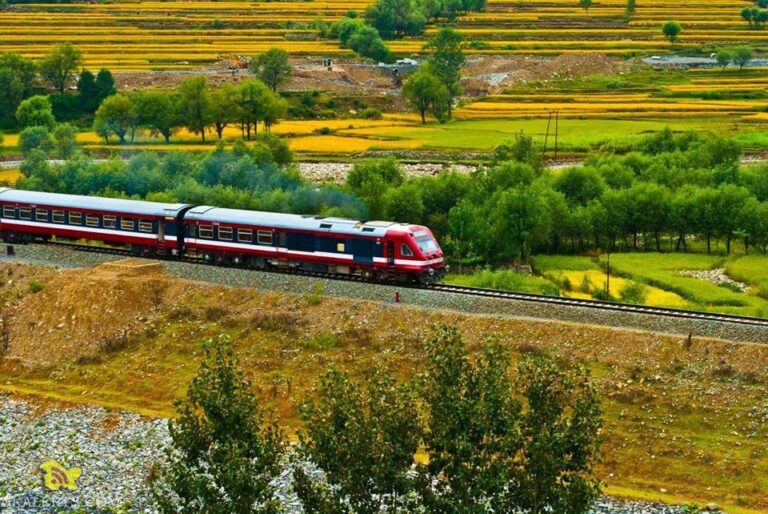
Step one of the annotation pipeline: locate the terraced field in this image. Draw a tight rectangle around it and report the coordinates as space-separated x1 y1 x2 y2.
0 0 764 70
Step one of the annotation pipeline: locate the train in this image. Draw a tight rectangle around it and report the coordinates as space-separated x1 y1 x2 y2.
0 188 448 283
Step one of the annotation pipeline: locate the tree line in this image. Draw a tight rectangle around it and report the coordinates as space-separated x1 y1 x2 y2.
344 129 768 265
94 75 287 144
152 326 602 514
0 44 115 128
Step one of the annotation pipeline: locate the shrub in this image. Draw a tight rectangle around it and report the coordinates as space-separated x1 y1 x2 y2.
305 282 325 305
360 107 382 119
300 332 340 351
619 281 647 304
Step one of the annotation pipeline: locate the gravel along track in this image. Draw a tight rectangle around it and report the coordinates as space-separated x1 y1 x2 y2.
2 244 768 344
0 395 719 514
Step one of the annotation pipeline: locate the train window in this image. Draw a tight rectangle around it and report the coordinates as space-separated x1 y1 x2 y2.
2 206 15 218
337 242 345 253
18 208 31 220
68 212 82 225
218 226 233 241
103 215 116 229
257 230 272 245
139 221 153 233
237 229 253 243
121 218 135 231
52 210 65 223
36 209 48 222
320 223 332 229
199 225 213 239
86 214 99 227
401 244 414 257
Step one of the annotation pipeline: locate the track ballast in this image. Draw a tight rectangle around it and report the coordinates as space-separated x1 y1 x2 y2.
23 241 768 330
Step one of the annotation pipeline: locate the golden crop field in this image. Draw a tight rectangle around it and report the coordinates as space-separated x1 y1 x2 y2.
0 0 763 70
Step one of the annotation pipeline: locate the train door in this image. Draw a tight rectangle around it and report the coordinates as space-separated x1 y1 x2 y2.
352 238 375 264
387 241 395 266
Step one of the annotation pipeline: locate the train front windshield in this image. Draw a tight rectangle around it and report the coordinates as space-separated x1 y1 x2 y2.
416 235 440 254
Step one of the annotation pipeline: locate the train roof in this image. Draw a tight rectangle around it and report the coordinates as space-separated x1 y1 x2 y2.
0 188 191 217
186 205 412 237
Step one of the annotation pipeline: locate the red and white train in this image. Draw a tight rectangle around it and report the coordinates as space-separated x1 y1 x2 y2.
0 188 447 282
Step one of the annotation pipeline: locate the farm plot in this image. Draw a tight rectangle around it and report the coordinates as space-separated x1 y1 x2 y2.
0 0 764 70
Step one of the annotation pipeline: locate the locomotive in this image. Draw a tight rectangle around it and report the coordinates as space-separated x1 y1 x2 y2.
0 188 447 282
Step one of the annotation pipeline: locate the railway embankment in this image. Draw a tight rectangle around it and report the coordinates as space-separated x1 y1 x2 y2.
0 255 766 510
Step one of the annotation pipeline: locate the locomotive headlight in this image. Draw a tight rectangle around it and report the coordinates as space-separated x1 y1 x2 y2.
429 268 435 276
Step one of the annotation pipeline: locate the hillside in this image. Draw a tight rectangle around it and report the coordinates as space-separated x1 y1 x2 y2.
0 259 766 512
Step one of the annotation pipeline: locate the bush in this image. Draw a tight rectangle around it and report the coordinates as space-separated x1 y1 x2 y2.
28 279 44 293
300 332 340 351
618 281 647 304
360 107 382 119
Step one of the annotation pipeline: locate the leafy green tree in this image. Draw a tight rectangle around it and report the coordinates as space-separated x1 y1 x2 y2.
0 52 37 125
93 93 134 144
95 69 117 99
365 0 426 39
733 46 753 70
18 126 55 157
151 334 285 513
662 20 682 43
505 356 602 514
296 366 422 514
39 42 83 93
16 95 56 129
134 90 179 143
742 6 757 28
579 0 592 11
252 48 292 92
53 123 78 159
425 28 465 117
348 26 391 62
210 84 239 140
177 75 213 143
418 325 523 512
77 70 100 111
383 182 425 222
624 0 636 19
493 182 554 262
260 90 288 133
346 158 404 219
335 16 366 46
553 166 606 207
493 131 542 169
716 48 733 70
402 66 450 123
237 79 270 139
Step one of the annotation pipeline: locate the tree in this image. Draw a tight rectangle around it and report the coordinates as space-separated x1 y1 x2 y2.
716 48 733 70
77 70 100 111
383 182 425 222
296 367 422 514
493 182 553 262
53 123 78 159
252 48 292 92
16 95 56 129
402 66 450 123
346 158 404 219
624 0 636 19
733 46 753 71
418 325 602 514
662 20 682 43
506 356 602 514
742 6 756 28
39 42 83 93
95 69 117 99
260 91 288 133
365 0 426 39
134 91 179 143
237 79 269 139
18 126 55 157
348 26 391 62
579 0 592 11
151 335 285 513
93 94 134 144
176 75 213 143
425 28 465 117
0 52 37 125
210 84 239 140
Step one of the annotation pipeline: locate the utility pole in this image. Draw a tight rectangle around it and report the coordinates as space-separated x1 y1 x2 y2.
542 111 552 161
605 250 611 299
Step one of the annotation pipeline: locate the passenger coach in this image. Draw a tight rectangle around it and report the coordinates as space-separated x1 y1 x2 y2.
0 188 192 255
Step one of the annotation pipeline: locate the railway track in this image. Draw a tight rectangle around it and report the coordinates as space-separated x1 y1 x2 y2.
17 241 768 330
